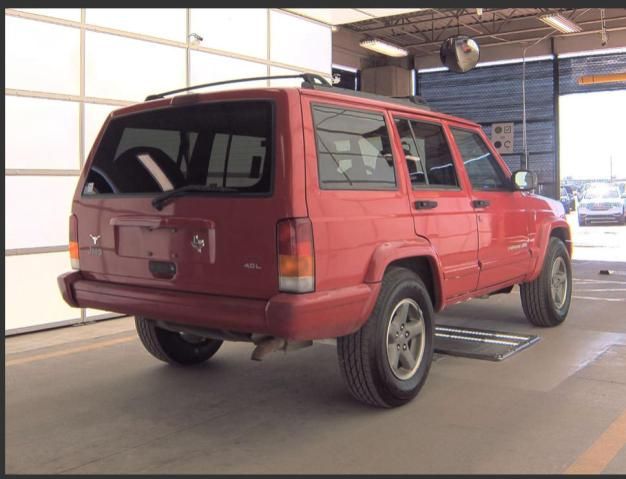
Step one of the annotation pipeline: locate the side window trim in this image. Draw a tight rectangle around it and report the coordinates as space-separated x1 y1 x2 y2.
392 114 462 192
311 102 399 191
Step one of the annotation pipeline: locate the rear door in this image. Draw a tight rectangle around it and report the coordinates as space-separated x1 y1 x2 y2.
448 125 531 289
73 93 303 299
391 115 479 299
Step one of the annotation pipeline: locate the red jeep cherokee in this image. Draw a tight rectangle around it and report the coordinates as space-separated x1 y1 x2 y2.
58 74 572 408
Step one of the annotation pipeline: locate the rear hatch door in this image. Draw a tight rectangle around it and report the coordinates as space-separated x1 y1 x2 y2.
74 96 291 299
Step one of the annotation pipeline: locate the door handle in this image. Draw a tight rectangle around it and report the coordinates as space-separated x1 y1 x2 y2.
414 200 438 210
472 199 490 209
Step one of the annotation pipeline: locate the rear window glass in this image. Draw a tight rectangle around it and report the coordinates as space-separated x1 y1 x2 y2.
82 101 273 196
312 104 396 190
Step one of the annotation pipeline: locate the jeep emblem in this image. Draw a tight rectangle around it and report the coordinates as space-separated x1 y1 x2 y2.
191 234 205 253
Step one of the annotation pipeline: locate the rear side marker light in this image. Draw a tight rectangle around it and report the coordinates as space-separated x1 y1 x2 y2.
277 218 315 293
69 214 79 270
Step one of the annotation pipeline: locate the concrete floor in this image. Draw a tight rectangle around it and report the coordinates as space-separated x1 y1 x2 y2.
6 259 626 474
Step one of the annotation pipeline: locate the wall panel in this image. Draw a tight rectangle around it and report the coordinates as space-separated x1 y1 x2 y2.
190 9 268 60
85 31 185 101
5 16 80 95
5 176 78 250
5 252 81 331
270 10 331 73
6 96 80 170
190 51 267 90
85 8 186 42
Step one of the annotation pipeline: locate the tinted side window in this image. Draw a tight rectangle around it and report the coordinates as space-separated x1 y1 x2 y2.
312 105 396 190
394 119 458 188
451 128 508 190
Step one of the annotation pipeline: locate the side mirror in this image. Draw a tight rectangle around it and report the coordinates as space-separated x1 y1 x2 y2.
440 35 480 73
512 169 538 191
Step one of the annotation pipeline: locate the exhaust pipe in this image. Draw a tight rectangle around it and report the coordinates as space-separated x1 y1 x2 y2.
250 337 313 361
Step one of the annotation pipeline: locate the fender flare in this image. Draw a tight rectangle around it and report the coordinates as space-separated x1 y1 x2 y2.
528 219 571 282
364 238 445 311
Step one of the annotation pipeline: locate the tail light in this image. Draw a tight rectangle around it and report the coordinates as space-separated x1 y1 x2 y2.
277 218 314 293
69 214 79 270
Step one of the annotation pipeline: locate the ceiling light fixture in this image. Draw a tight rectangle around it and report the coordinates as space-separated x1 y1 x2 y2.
360 38 408 57
538 13 582 34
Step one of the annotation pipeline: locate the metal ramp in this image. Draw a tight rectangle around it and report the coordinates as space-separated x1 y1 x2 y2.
434 325 540 361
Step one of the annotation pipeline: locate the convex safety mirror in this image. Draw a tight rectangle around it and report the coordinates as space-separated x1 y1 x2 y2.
512 169 538 191
440 35 480 73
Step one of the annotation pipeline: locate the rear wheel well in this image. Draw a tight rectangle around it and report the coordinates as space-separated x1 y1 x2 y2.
384 257 439 309
550 227 571 256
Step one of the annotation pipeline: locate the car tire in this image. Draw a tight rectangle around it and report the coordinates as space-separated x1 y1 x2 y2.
520 237 572 327
135 317 223 365
337 267 434 408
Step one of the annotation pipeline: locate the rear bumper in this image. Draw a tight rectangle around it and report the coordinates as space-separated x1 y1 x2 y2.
57 272 380 341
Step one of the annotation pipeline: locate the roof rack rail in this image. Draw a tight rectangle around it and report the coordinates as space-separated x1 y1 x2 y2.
305 84 433 111
145 73 331 101
391 95 431 108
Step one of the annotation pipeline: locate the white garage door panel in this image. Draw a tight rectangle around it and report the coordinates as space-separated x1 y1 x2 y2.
6 176 78 250
85 8 187 42
190 51 267 91
269 66 305 87
5 252 80 331
84 103 118 158
5 96 80 170
5 16 80 95
270 10 331 74
85 31 185 101
190 8 268 60
13 8 82 21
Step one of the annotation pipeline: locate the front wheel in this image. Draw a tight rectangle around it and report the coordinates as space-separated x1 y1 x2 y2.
135 317 223 365
520 237 572 327
337 267 434 408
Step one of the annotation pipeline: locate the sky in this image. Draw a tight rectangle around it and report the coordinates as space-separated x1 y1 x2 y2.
559 89 626 181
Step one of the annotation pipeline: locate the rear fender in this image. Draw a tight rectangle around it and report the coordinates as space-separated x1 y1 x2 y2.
364 239 445 311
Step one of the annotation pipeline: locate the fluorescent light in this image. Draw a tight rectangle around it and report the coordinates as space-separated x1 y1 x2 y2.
476 55 554 68
360 38 408 57
539 13 582 34
558 46 626 59
417 66 448 73
332 63 358 73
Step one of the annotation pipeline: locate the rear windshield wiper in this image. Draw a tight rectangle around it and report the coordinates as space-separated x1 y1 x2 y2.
152 185 237 210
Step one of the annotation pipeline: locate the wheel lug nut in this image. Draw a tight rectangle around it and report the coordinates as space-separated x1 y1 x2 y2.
400 325 404 330
396 332 399 337
405 331 409 337
403 345 407 350
397 344 401 350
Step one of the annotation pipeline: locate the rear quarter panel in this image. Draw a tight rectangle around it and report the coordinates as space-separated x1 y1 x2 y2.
300 92 416 292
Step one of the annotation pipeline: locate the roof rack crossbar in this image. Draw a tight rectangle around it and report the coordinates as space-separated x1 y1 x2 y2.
145 73 331 101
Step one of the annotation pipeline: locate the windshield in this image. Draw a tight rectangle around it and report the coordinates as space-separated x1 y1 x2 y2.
82 101 273 196
584 189 619 200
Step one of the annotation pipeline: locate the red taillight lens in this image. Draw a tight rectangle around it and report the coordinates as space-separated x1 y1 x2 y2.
277 218 314 293
69 214 79 270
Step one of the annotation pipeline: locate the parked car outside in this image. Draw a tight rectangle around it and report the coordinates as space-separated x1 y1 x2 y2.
562 185 576 211
57 74 573 408
560 187 572 214
578 186 625 226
